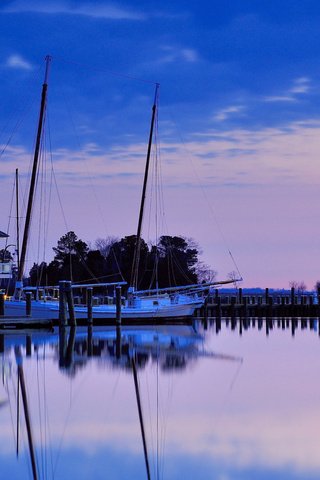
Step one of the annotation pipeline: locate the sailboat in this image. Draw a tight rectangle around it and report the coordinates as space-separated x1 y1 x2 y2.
6 56 240 321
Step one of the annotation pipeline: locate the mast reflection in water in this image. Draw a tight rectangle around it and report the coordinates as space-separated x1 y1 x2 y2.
0 318 319 479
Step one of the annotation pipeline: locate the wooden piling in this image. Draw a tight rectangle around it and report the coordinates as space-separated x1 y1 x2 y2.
25 292 32 317
0 292 4 316
59 281 67 327
87 287 93 325
116 285 122 325
290 287 295 305
238 288 243 305
65 281 76 326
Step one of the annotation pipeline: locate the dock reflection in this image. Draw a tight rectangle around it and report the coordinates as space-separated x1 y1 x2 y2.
203 316 320 337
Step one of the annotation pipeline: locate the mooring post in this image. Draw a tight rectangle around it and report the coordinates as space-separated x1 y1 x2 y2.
215 296 221 317
291 287 295 305
242 296 248 316
59 281 67 327
0 292 4 316
87 287 93 325
238 287 243 305
65 281 76 327
116 285 122 325
25 292 32 317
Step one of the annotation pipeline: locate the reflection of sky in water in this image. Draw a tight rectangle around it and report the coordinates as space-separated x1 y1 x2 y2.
0 320 319 479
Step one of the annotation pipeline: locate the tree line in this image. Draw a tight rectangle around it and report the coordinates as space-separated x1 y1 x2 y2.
27 231 216 290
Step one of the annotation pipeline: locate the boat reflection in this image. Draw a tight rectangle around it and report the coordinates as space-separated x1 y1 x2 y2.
57 322 241 376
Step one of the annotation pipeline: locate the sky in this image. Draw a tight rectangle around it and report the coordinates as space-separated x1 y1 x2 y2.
1 0 320 288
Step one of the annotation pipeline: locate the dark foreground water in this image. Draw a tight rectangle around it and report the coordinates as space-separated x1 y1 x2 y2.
0 318 319 480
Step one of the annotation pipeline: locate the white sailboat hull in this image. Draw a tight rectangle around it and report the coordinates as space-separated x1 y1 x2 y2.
4 296 203 320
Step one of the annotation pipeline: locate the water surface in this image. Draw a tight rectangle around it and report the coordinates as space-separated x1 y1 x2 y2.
0 318 319 479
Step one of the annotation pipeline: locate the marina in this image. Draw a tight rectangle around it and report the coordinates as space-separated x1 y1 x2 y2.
2 4 320 479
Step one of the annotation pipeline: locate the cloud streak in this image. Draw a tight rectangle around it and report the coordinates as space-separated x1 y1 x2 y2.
4 54 33 70
2 1 146 20
264 76 311 103
2 120 320 189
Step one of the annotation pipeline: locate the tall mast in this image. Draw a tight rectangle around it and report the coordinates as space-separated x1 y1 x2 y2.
131 83 159 290
15 168 20 274
16 55 51 292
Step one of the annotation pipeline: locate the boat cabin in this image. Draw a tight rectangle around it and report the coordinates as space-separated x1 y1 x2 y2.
0 231 13 279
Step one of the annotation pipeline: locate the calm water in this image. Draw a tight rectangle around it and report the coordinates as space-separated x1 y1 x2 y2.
0 318 319 480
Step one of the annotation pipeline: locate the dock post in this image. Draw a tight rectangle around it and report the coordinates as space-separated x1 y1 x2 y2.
116 285 122 325
291 287 295 306
87 287 93 325
265 287 269 304
65 281 76 326
214 289 219 302
216 296 221 317
238 287 243 305
242 296 248 316
0 292 4 316
25 292 32 317
59 281 67 327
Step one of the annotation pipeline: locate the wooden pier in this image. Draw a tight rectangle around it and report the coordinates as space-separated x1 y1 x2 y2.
1 286 320 329
196 287 320 318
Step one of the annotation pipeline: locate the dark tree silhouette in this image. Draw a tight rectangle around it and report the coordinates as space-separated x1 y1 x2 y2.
27 232 205 289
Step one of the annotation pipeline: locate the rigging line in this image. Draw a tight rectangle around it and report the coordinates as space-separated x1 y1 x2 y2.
111 247 126 282
167 110 243 279
40 124 50 266
53 361 92 478
54 55 157 86
36 138 46 267
50 156 69 233
45 120 55 265
5 174 16 245
0 67 43 159
58 87 109 237
4 371 18 454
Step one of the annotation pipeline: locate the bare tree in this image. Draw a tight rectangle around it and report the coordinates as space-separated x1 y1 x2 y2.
289 280 307 293
196 261 217 283
94 236 119 259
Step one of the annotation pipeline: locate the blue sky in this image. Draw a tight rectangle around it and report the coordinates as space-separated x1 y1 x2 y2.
1 0 320 287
